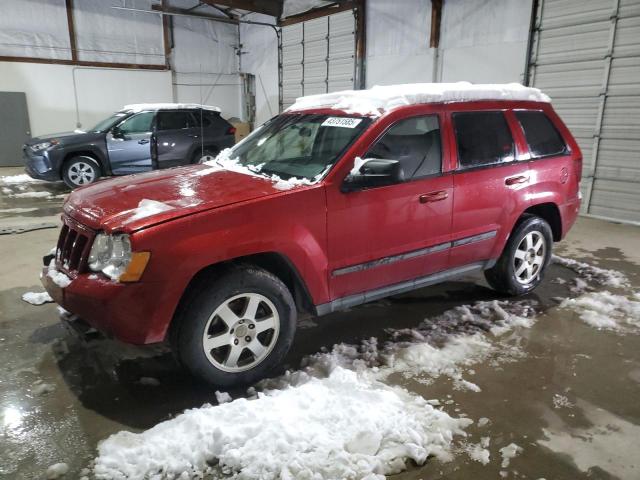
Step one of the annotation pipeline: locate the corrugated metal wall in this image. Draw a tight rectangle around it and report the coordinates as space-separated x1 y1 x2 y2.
281 10 356 109
530 0 640 223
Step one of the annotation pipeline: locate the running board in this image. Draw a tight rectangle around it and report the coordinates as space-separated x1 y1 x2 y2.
314 261 490 316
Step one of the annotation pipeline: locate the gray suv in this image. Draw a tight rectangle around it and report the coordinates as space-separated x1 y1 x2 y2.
24 103 236 188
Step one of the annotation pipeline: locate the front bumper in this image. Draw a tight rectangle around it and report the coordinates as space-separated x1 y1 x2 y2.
41 263 172 345
23 148 62 181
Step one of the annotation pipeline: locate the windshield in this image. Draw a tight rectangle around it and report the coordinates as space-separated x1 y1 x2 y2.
228 114 370 180
90 111 131 132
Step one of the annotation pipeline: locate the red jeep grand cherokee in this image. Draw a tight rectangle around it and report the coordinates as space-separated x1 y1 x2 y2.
42 83 581 386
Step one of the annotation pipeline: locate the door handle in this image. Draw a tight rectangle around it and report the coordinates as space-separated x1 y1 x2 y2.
505 175 529 186
419 190 449 203
138 139 150 145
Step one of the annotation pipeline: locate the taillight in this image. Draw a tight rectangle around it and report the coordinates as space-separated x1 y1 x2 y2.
227 126 236 135
574 155 583 182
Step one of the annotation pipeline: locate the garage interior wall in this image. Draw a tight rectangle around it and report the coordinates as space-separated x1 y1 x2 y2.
0 0 242 138
530 0 640 224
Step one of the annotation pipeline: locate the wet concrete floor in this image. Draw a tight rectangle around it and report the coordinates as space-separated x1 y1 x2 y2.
1 174 639 479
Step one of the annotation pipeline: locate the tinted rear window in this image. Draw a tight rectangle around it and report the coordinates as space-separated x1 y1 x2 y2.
156 111 194 130
516 111 567 158
453 111 515 169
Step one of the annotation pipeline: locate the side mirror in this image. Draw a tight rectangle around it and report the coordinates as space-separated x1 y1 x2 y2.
111 126 123 139
341 158 405 193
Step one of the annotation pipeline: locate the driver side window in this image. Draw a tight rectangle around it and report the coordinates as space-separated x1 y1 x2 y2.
117 112 154 135
366 115 442 180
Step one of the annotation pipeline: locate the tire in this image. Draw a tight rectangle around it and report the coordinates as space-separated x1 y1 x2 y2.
484 215 553 296
191 147 219 164
62 156 101 189
173 265 297 387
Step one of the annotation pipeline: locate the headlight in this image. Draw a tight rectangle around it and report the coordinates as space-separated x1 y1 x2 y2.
88 233 132 280
31 140 59 152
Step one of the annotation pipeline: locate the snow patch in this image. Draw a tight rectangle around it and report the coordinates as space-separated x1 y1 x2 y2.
32 382 55 396
215 391 232 404
47 260 71 288
1 174 45 185
560 291 640 332
466 441 491 465
553 255 628 290
46 462 69 479
127 199 174 221
21 291 53 305
499 443 522 468
287 82 551 117
123 103 220 113
200 148 318 191
94 367 470 480
9 191 52 199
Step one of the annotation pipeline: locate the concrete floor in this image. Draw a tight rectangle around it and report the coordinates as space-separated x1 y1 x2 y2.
1 167 639 479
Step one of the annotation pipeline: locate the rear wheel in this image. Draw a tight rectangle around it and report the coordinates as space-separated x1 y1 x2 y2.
192 147 218 164
62 156 101 189
173 266 296 387
484 215 553 296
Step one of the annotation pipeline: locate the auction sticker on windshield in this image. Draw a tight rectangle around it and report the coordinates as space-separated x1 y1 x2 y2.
321 117 362 128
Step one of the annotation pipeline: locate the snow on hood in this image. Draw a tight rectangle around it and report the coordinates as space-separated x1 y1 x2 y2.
286 82 551 116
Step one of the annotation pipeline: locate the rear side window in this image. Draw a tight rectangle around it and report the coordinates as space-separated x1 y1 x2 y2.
516 111 567 158
366 115 442 179
156 111 194 130
453 112 515 169
201 110 230 130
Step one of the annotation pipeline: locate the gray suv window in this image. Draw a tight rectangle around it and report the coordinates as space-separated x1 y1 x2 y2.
156 111 194 131
117 112 154 134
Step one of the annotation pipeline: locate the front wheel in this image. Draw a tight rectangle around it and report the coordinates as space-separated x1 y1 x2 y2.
173 266 296 387
62 156 101 189
484 215 553 296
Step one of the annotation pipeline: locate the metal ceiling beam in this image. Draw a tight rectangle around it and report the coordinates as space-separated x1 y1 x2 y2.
199 0 282 18
278 1 356 26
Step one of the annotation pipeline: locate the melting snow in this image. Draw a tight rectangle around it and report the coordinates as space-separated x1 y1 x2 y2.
127 199 174 221
94 368 470 480
200 148 318 191
47 260 71 288
1 174 45 185
45 463 69 479
499 443 522 468
287 82 551 117
21 291 53 305
560 291 640 332
215 391 232 404
553 255 628 290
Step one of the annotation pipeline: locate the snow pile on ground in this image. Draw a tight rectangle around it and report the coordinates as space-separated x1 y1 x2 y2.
94 367 470 480
9 190 52 199
199 148 318 191
21 291 53 305
553 255 628 290
127 199 174 222
287 82 550 117
46 259 72 288
1 174 44 185
560 291 640 332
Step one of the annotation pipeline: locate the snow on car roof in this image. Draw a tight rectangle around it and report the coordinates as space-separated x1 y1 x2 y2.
122 103 221 113
286 82 551 117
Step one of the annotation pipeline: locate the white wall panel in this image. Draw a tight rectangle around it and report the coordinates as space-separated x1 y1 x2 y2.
73 0 164 65
0 0 70 59
531 0 640 223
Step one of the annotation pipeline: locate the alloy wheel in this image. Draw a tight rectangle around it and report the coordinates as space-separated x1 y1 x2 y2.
68 162 96 185
202 293 280 372
513 230 546 284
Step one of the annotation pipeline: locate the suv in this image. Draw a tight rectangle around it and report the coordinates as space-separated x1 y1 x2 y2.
24 103 236 189
41 84 581 386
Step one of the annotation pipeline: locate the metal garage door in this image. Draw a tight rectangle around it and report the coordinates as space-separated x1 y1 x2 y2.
529 0 640 223
280 9 357 110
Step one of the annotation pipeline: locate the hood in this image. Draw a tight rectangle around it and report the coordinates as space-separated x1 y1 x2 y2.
63 165 300 233
27 130 102 145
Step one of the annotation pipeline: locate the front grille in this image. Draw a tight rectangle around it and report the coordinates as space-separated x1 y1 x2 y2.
55 216 95 275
